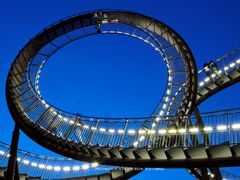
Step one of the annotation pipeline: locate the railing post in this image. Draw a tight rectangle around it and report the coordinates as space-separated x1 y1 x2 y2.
5 124 20 180
88 119 99 144
147 118 155 147
227 112 230 144
119 119 128 146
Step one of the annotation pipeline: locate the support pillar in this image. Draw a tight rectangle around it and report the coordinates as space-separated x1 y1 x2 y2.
5 125 20 180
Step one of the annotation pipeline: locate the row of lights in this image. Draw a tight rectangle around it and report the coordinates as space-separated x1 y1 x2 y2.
0 150 98 172
132 124 240 147
199 59 240 87
156 123 240 134
38 102 240 137
40 102 167 136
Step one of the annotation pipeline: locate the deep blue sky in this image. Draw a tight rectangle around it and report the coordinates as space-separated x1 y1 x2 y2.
1 0 240 179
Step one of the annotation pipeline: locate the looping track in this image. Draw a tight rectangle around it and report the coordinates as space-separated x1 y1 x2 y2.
3 9 240 180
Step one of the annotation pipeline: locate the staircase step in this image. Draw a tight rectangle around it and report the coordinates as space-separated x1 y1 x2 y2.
88 145 99 156
185 146 208 159
120 149 135 159
98 147 111 158
231 144 240 157
148 148 167 159
108 148 122 158
165 147 186 160
133 149 150 160
207 143 232 158
111 169 124 179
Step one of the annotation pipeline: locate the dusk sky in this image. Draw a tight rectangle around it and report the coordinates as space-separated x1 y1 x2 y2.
1 0 240 179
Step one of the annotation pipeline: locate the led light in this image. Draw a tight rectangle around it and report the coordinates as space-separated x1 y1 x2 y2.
0 150 4 155
199 82 204 87
152 123 156 128
168 129 177 134
133 141 139 147
41 100 46 104
72 166 80 171
109 129 115 133
160 110 164 116
224 66 229 71
63 166 71 171
155 117 161 121
218 70 222 74
211 74 216 78
168 76 172 81
54 166 61 171
57 114 63 119
53 111 58 115
204 77 210 82
76 123 81 127
83 125 89 129
138 129 146 134
163 104 167 109
148 130 156 134
39 164 45 169
236 59 240 64
189 127 199 133
92 162 98 167
165 97 169 102
203 126 213 132
139 136 145 141
7 154 10 157
230 63 235 68
46 165 53 170
100 128 106 132
232 123 240 129
118 129 124 134
91 127 97 130
167 89 171 95
69 120 74 124
63 117 68 122
158 129 167 134
217 125 227 131
82 164 90 170
31 162 38 167
45 104 50 108
178 129 186 133
210 174 214 178
23 160 30 165
128 129 136 134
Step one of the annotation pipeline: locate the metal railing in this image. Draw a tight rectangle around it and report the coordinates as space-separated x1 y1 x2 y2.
8 44 240 148
0 141 113 179
7 10 240 155
198 48 240 89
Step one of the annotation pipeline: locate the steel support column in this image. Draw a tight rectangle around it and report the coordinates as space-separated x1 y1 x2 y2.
5 125 20 180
